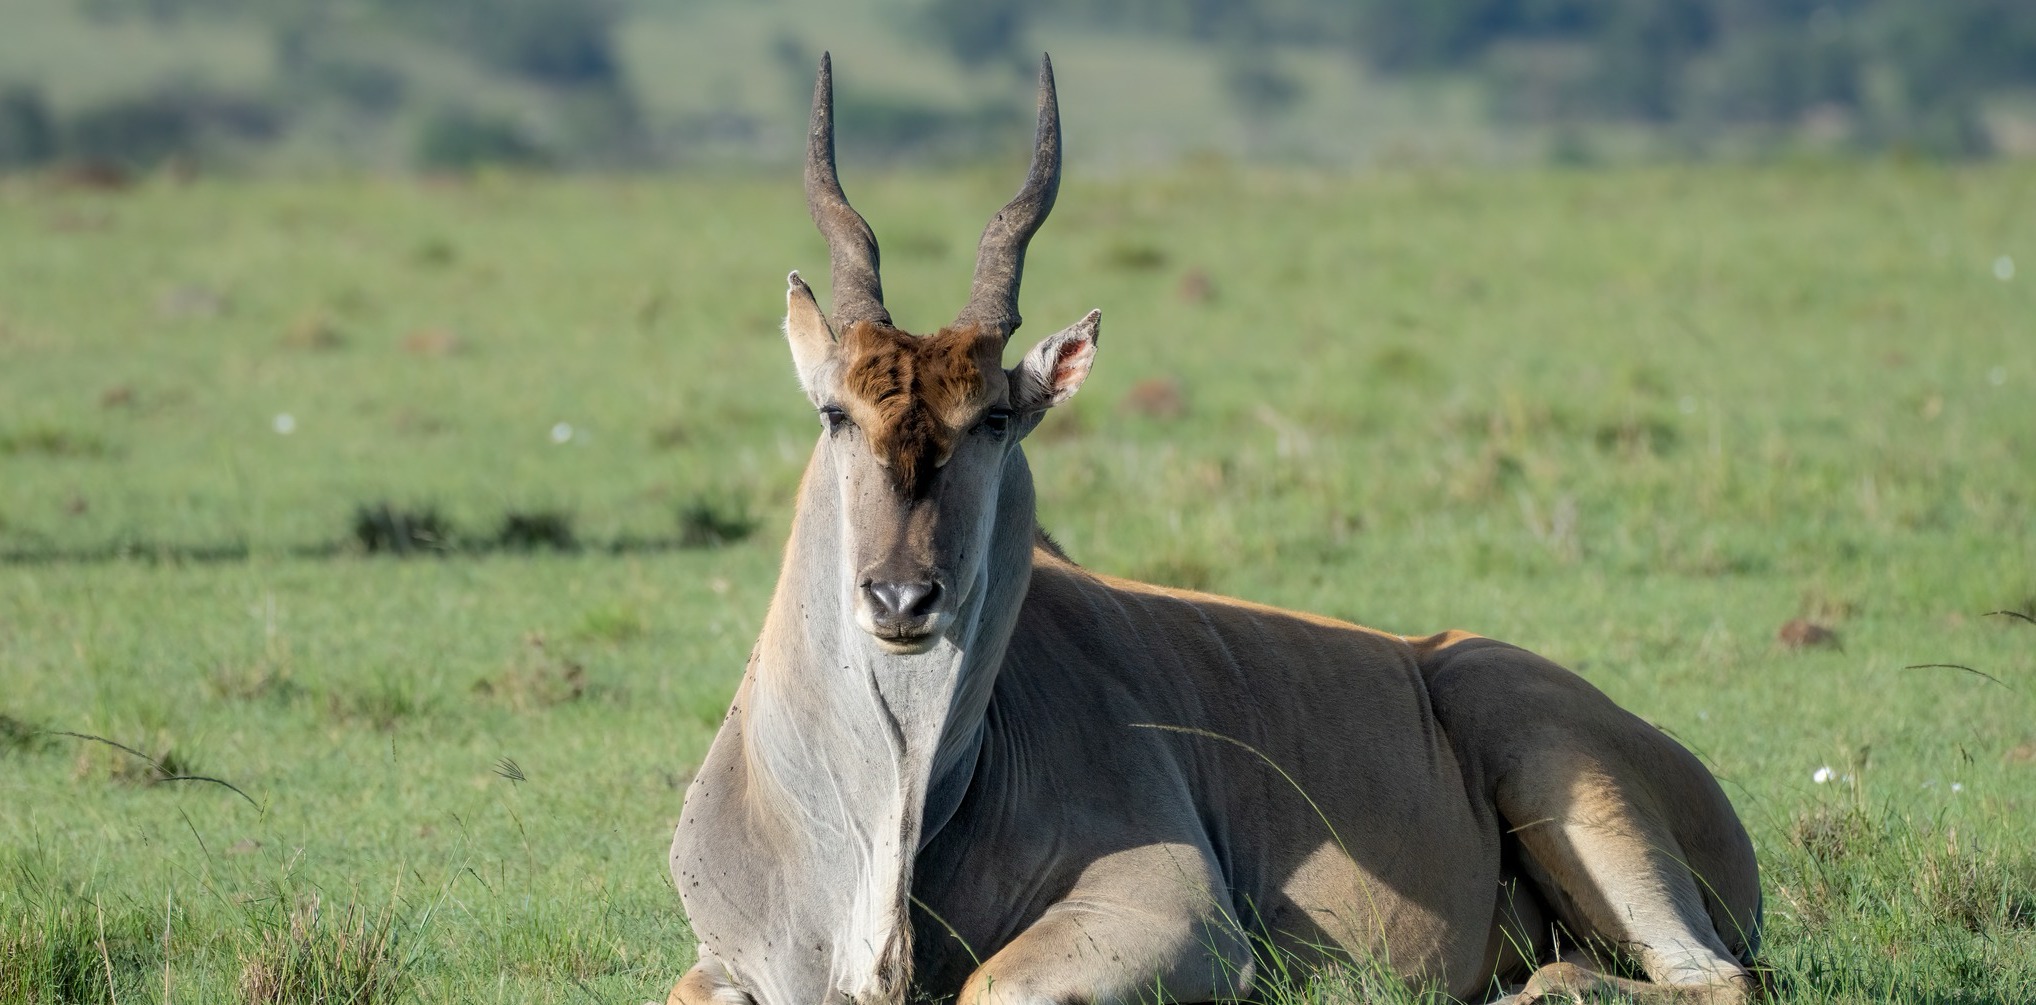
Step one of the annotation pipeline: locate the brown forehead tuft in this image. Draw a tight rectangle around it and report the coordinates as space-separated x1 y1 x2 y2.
838 321 1004 495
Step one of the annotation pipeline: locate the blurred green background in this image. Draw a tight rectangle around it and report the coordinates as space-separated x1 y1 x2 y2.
3 0 2036 176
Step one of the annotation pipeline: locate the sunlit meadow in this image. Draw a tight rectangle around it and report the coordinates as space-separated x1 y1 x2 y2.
2 163 2032 1002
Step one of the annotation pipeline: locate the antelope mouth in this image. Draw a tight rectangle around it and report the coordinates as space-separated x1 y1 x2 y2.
854 603 948 654
870 624 941 655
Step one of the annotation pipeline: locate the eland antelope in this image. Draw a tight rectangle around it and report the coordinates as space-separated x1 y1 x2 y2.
666 54 1761 1005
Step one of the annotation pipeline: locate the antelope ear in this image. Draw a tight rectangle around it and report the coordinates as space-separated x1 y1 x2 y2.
1012 309 1100 412
784 271 835 399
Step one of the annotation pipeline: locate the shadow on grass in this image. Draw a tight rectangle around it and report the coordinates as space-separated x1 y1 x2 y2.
0 536 711 566
1 497 762 566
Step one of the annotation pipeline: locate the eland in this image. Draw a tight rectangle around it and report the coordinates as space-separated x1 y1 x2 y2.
666 54 1761 1005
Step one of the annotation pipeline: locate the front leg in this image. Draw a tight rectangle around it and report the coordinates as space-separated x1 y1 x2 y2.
955 845 1251 1005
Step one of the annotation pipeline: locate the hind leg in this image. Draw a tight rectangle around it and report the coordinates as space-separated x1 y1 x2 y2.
1503 788 1757 1002
1415 633 1761 1002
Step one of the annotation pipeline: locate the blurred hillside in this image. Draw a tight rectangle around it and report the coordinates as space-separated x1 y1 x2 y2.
1 0 2033 175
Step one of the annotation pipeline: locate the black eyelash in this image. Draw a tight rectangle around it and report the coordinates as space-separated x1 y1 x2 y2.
820 406 852 433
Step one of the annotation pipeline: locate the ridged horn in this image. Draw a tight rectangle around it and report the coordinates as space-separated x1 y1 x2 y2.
805 52 891 333
953 54 1062 344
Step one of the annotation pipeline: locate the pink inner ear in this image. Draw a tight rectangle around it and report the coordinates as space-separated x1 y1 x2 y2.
1051 338 1092 387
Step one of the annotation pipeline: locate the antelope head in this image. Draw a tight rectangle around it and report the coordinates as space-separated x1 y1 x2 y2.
784 53 1098 656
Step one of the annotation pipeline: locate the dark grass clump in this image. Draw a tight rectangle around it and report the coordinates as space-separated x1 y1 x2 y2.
1592 414 1680 457
350 502 454 555
237 894 404 1005
1367 344 1440 385
0 712 49 756
494 509 577 552
648 419 690 450
324 674 432 732
0 905 106 1004
0 860 161 1005
1099 240 1167 272
678 496 757 549
67 730 198 786
0 917 101 1005
0 425 111 459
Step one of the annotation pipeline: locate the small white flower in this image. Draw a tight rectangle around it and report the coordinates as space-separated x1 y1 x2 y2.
550 422 573 444
1994 255 2015 281
1988 366 2007 386
1812 765 1836 785
272 413 296 435
1951 782 1965 794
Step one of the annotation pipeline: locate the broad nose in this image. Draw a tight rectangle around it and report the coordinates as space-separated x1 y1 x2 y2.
861 579 942 623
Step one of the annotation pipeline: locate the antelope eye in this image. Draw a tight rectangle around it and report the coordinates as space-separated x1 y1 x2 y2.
975 409 1013 439
820 406 852 433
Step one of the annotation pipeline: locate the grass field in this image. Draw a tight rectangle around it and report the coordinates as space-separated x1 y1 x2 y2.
2 163 2033 1003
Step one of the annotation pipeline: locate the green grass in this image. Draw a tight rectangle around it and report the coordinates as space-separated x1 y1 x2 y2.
2 162 2034 1002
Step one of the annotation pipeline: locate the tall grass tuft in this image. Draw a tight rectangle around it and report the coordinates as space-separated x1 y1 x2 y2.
0 859 159 1005
236 893 405 1005
1765 804 2036 999
0 904 106 1004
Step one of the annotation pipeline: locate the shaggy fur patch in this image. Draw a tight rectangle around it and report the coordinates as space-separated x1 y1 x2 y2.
839 321 1004 496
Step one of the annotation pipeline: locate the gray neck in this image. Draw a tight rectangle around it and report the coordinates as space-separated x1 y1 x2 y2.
739 442 1036 1003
